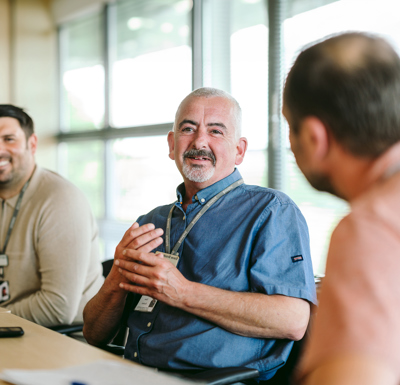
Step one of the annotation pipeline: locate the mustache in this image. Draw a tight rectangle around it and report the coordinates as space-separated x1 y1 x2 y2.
183 149 216 166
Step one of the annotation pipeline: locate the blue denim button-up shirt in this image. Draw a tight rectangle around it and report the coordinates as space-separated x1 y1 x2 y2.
125 169 316 380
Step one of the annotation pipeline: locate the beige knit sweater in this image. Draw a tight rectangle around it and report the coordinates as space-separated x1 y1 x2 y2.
0 166 104 326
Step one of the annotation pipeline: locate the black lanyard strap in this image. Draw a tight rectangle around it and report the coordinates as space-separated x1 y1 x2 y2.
1 179 31 254
165 178 244 256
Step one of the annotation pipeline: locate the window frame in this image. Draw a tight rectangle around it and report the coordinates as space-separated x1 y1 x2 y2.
55 0 288 259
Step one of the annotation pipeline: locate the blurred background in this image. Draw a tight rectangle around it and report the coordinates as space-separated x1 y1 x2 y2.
1 0 399 272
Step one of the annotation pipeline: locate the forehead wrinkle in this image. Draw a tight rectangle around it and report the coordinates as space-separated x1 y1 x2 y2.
177 119 228 132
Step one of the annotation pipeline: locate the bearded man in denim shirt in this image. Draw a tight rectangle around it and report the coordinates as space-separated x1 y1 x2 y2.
83 87 317 382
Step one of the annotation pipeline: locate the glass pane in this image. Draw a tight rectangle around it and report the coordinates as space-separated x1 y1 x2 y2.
58 141 105 218
60 12 105 131
203 0 269 153
283 0 400 273
111 136 182 222
284 0 400 69
110 0 192 128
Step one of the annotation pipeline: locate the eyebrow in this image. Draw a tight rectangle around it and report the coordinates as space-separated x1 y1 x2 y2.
208 122 227 131
178 119 197 129
178 119 227 131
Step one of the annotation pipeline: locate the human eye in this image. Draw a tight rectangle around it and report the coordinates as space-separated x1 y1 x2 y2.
210 128 223 135
181 126 194 133
4 136 15 142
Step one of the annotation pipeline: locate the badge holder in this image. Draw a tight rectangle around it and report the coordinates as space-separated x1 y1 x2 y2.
134 252 179 313
0 254 8 269
0 254 10 303
0 281 10 303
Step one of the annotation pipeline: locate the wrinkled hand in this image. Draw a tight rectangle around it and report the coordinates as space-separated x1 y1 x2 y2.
115 222 164 258
109 222 164 285
115 251 189 307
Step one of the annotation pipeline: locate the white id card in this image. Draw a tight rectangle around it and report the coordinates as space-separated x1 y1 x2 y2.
155 251 179 267
0 254 8 267
134 252 179 313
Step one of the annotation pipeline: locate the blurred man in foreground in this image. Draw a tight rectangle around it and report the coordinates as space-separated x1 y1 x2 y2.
283 32 400 385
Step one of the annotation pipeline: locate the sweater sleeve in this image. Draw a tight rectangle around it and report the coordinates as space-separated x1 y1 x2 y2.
7 176 99 326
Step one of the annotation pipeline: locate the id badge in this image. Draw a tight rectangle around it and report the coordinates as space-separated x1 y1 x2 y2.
0 254 8 267
0 281 10 303
134 252 179 313
156 251 179 267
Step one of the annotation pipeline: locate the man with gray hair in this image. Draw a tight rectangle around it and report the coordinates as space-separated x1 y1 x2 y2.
283 32 400 385
84 87 316 381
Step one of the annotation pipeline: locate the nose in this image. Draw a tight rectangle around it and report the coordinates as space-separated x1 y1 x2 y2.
191 126 208 150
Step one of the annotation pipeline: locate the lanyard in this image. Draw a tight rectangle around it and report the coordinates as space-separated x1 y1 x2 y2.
1 179 31 254
165 178 244 256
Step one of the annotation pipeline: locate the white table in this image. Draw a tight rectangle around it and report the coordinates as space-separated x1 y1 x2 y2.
0 312 136 384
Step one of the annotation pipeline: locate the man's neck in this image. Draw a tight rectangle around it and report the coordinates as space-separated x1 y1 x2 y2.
182 186 200 212
181 178 214 211
181 170 237 211
331 149 388 202
0 168 35 200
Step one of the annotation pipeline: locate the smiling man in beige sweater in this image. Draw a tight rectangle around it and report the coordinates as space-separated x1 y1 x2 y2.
0 104 103 327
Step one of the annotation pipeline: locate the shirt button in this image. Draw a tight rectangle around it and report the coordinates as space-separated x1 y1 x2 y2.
134 352 138 358
195 195 198 200
201 198 205 203
183 216 185 221
147 322 152 327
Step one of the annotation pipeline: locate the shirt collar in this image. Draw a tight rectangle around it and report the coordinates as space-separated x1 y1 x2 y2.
176 168 243 206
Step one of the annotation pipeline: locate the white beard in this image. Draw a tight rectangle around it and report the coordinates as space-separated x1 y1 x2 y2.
182 163 215 183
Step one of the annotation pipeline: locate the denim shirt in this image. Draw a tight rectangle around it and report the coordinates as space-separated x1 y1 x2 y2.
125 169 316 380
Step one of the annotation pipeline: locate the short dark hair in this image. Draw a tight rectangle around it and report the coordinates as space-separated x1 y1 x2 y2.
283 32 400 157
0 104 35 139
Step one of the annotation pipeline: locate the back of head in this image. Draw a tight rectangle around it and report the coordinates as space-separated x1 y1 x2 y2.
0 104 34 139
174 87 242 139
284 32 400 157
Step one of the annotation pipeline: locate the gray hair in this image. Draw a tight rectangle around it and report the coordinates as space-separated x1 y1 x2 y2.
173 87 242 139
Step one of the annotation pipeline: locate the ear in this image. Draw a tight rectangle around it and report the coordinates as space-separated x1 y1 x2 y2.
167 131 175 160
235 137 248 166
299 117 329 162
28 134 38 156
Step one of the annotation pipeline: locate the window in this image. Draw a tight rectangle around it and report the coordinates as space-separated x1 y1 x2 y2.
283 0 400 273
110 0 192 127
58 0 193 259
59 11 105 131
202 0 269 186
58 0 271 260
57 0 400 272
